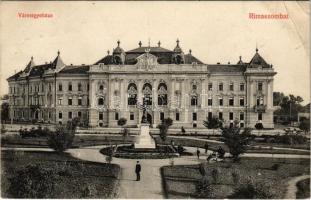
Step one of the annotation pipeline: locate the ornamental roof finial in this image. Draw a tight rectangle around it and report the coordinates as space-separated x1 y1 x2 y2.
176 38 180 46
57 50 60 56
158 40 161 47
117 40 120 47
139 41 142 47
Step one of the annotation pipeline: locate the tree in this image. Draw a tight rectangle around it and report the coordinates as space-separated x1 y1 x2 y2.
1 102 9 122
203 117 223 129
221 122 252 162
47 123 76 153
157 117 173 141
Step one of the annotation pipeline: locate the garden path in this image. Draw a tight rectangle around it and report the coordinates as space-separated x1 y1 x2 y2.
284 175 310 199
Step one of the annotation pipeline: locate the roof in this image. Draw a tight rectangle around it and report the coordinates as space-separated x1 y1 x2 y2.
59 65 90 74
126 46 172 53
249 51 271 68
7 71 23 81
207 64 246 73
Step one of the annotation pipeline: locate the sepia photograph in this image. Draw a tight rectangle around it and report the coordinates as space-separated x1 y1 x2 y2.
0 1 310 199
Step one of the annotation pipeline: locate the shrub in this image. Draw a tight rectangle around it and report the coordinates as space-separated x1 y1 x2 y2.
232 170 240 185
8 164 58 198
157 118 173 141
47 125 75 152
229 178 274 199
211 169 219 184
255 123 264 130
181 126 186 134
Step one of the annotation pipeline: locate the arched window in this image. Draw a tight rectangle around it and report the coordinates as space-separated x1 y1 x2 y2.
98 97 104 106
99 84 104 91
191 95 198 106
158 83 167 106
142 83 152 105
78 83 82 91
128 83 137 105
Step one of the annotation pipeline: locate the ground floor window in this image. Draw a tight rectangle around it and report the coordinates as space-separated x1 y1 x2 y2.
99 122 103 127
68 112 72 119
192 113 197 121
115 112 119 120
258 113 263 120
176 112 180 121
130 113 134 120
219 112 223 120
160 112 164 121
208 112 212 120
193 123 197 128
59 112 62 119
99 112 103 120
78 111 82 118
230 122 233 128
240 122 244 128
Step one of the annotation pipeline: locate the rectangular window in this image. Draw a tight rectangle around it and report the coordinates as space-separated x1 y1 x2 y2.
68 98 72 106
130 113 134 120
176 112 180 121
48 112 51 119
219 98 223 106
229 98 234 106
218 83 223 91
240 113 244 121
115 112 119 120
240 83 245 91
192 113 197 121
78 83 82 91
68 112 72 119
99 112 103 120
258 113 263 121
58 84 62 91
230 122 234 128
229 112 234 120
208 112 212 120
258 82 263 91
87 84 89 91
193 123 197 128
78 98 82 106
208 98 213 106
78 112 82 118
58 98 62 105
240 98 245 106
219 112 223 120
160 112 164 121
229 83 234 91
59 112 62 119
208 83 213 91
99 123 103 127
240 123 244 128
68 84 72 91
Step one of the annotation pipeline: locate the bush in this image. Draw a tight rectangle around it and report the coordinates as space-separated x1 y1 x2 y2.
229 178 274 199
255 123 264 130
275 134 307 145
8 164 58 198
47 125 75 152
211 169 219 184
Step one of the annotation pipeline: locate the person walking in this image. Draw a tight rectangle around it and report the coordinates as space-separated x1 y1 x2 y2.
196 148 200 159
135 161 141 181
204 142 209 154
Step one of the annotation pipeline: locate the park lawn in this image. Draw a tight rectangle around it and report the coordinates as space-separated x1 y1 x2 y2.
1 134 135 148
161 157 310 199
154 136 310 155
1 150 120 198
296 178 310 199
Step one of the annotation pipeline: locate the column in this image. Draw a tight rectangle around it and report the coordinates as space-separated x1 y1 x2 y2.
201 78 206 108
137 80 143 126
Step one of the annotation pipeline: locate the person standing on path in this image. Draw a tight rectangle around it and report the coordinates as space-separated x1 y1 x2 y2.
196 148 200 159
135 161 141 181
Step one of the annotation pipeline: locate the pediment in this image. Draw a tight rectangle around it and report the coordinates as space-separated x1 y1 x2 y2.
135 53 158 70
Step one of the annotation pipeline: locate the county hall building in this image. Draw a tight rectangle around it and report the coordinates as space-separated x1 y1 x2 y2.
7 40 277 129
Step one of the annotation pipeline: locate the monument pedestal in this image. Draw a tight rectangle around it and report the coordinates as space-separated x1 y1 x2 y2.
135 123 155 149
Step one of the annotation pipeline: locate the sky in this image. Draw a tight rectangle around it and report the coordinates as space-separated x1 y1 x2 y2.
0 1 309 104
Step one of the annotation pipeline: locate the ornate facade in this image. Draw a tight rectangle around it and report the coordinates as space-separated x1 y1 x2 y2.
7 40 277 129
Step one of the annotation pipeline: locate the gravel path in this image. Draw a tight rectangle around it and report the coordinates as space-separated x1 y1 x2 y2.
284 175 310 199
